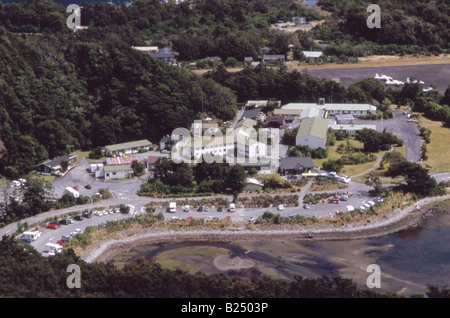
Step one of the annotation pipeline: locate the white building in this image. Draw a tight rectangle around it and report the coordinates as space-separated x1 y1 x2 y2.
295 117 329 149
329 124 377 134
282 99 377 116
103 140 152 156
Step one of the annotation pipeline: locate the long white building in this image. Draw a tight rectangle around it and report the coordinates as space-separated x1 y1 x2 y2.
282 98 377 116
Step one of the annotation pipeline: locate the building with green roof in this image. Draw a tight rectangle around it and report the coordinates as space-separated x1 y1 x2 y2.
295 117 328 149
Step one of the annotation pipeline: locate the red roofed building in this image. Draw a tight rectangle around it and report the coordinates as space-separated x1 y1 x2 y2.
146 156 161 171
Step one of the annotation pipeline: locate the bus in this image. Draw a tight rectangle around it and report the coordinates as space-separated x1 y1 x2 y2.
64 187 80 198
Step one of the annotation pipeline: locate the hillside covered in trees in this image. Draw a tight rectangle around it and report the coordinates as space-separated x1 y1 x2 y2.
0 0 449 179
313 0 449 57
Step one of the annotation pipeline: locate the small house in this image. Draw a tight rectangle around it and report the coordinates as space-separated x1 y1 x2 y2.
35 154 78 176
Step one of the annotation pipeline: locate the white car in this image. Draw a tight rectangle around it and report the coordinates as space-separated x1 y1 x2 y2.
278 205 284 211
248 216 257 222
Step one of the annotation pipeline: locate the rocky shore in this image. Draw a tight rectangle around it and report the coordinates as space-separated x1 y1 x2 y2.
81 194 450 263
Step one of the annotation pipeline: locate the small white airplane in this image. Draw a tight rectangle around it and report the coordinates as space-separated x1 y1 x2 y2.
406 77 425 85
385 78 404 86
375 73 392 81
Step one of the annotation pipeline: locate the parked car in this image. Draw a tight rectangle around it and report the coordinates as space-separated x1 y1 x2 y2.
46 224 59 230
197 206 203 212
277 205 284 211
21 237 32 243
248 216 257 222
217 206 223 212
74 215 83 221
303 203 310 209
83 213 92 219
204 206 210 212
374 197 384 203
57 238 67 246
186 216 194 222
224 216 231 220
183 205 190 212
328 198 340 204
85 184 92 189
338 195 349 201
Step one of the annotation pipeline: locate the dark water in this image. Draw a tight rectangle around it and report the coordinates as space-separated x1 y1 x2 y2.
120 209 450 295
364 212 450 289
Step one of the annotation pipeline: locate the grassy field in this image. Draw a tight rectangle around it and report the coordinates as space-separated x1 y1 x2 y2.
419 117 450 172
313 137 388 178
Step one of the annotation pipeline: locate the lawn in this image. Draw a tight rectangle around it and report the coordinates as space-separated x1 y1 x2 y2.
419 117 450 172
71 150 91 164
313 137 387 177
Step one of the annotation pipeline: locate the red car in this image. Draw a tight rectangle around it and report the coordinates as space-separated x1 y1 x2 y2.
224 216 231 220
46 223 59 230
328 198 340 204
186 216 194 222
73 186 80 190
57 238 67 246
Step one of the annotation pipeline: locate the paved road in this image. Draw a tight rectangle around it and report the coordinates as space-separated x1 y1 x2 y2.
353 111 422 163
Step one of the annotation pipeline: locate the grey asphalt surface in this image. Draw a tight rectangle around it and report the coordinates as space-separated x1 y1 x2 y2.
308 63 450 94
352 111 422 163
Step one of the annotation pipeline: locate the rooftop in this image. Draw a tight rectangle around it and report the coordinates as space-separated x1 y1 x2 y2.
36 154 77 169
296 117 328 139
104 164 133 172
280 157 315 170
105 156 136 165
104 139 152 152
147 156 161 164
302 51 324 58
282 102 377 112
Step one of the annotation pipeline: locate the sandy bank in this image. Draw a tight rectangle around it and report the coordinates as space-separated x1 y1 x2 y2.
81 195 450 263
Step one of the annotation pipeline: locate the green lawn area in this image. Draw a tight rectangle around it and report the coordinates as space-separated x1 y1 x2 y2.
71 150 91 164
313 137 386 178
419 117 450 172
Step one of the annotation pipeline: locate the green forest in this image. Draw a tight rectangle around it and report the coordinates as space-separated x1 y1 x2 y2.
1 235 450 298
0 0 449 179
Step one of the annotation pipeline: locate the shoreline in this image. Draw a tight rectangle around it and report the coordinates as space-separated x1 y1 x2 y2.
81 194 450 263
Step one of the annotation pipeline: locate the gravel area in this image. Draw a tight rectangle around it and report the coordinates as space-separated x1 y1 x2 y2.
81 194 450 263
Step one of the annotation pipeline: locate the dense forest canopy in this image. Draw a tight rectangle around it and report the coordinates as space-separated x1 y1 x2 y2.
0 25 237 177
313 0 449 57
0 0 449 179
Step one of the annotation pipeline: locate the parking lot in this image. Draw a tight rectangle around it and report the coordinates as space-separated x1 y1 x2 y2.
29 204 142 256
155 186 379 222
353 111 422 163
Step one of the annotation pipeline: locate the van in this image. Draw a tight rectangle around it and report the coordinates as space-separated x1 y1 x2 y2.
21 231 40 241
169 202 176 213
229 203 236 212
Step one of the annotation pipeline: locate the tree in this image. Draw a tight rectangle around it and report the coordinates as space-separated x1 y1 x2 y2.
131 160 146 177
21 175 53 216
386 161 439 197
363 171 383 196
225 164 246 193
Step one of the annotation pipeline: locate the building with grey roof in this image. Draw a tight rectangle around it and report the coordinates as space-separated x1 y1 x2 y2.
279 157 315 174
